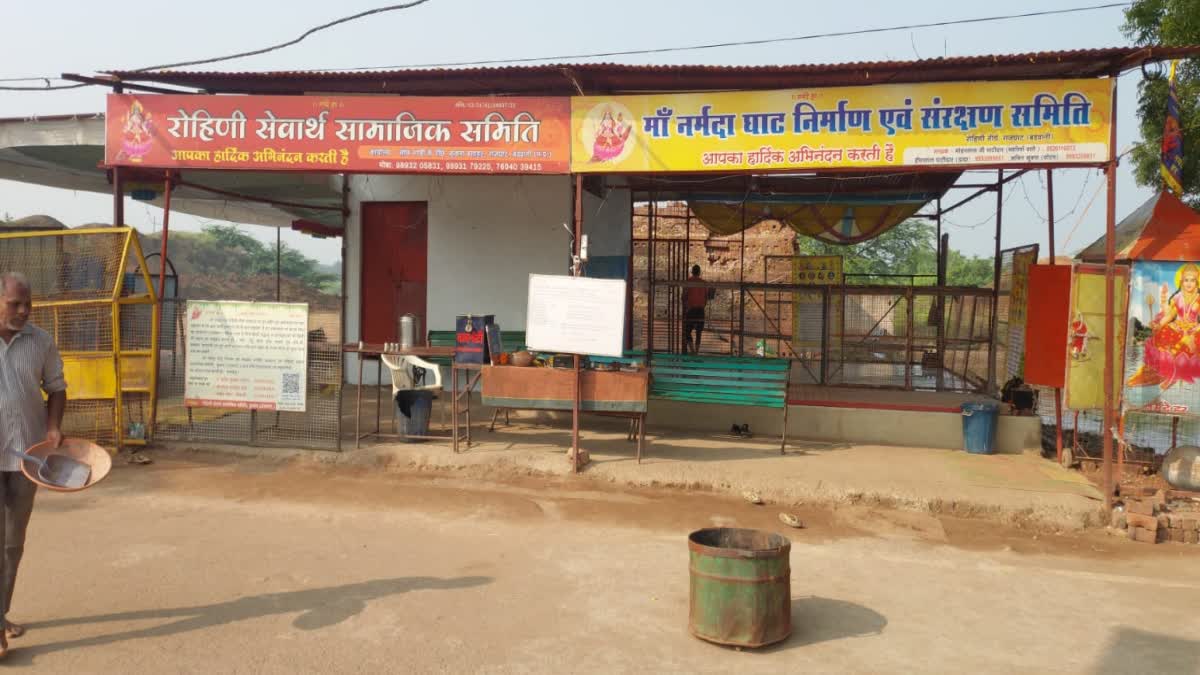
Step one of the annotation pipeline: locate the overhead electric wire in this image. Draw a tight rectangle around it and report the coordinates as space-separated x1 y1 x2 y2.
0 2 1131 90
0 1 434 91
341 2 1133 70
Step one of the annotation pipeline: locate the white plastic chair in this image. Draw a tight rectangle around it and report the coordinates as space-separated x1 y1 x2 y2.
380 354 445 429
380 354 443 395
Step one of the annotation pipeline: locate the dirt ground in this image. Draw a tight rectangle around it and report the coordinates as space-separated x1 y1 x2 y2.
8 453 1200 673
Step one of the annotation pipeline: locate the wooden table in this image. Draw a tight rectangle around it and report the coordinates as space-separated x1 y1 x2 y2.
480 365 649 461
342 343 475 451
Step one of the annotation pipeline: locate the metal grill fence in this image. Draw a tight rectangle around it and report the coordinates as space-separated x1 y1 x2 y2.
1033 389 1199 461
153 290 343 450
994 244 1038 390
0 227 157 448
630 200 1000 392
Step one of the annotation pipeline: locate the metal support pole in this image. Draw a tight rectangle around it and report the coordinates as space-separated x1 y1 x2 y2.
112 168 124 227
648 197 656 355
1046 170 1057 264
905 287 914 389
150 170 172 438
685 191 692 273
988 170 1003 394
276 227 282 302
626 193 634 351
111 85 124 228
1047 168 1066 464
336 175 349 451
738 191 747 356
1102 78 1119 510
572 174 583 473
820 286 829 385
935 198 946 391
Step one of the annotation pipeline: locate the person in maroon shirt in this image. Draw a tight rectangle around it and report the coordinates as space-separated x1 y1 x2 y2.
683 265 715 354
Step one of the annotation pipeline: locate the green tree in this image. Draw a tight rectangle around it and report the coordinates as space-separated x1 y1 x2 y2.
198 224 336 290
1123 0 1200 208
794 219 994 286
945 250 995 287
140 224 338 295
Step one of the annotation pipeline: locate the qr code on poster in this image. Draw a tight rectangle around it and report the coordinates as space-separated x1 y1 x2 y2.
281 373 301 395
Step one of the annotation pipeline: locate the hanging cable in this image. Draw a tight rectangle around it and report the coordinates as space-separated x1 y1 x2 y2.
340 2 1133 70
2 2 1135 90
0 1 434 91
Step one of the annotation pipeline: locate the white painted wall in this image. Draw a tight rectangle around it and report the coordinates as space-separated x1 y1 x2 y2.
344 174 571 384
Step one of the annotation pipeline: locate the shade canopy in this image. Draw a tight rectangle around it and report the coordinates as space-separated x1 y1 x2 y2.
1077 191 1200 262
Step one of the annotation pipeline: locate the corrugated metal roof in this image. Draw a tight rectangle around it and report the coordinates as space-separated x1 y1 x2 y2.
98 46 1200 96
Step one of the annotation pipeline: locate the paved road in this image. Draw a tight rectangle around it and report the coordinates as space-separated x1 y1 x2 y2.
8 454 1199 673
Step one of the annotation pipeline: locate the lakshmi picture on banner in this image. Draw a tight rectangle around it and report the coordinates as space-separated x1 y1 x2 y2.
1125 261 1200 415
579 102 635 164
115 99 154 163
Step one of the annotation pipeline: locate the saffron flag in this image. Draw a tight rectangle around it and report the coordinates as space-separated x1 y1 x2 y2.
1161 61 1184 195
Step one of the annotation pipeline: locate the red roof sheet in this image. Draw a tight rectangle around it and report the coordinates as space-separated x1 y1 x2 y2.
1078 191 1200 262
1130 191 1200 261
96 46 1200 96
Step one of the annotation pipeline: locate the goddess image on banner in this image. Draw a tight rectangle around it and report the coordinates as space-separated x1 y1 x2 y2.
581 102 635 164
1065 264 1128 411
1125 261 1200 415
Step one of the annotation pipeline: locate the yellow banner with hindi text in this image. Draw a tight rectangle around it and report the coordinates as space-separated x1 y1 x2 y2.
571 79 1112 173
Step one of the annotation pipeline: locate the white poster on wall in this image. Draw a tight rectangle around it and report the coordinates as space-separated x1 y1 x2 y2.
184 300 309 412
526 274 626 358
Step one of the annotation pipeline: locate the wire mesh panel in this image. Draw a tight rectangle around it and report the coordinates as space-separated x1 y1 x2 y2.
942 292 994 391
153 294 343 450
631 199 996 392
0 228 157 449
633 200 796 357
994 244 1038 389
832 290 910 387
0 229 128 304
1035 387 1200 461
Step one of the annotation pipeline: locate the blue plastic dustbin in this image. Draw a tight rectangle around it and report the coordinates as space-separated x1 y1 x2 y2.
961 402 999 454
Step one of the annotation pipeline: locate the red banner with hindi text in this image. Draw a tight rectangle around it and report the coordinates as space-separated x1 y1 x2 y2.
105 94 570 174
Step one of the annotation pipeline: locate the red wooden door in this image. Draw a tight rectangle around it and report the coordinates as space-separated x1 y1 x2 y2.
360 202 428 344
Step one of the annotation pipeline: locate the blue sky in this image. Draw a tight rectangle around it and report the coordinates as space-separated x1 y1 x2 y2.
0 0 1166 263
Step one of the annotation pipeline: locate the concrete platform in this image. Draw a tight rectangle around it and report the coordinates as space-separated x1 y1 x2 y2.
196 391 1103 531
346 384 1042 455
653 398 1040 455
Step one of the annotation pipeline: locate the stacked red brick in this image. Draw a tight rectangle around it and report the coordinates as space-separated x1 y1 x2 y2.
1111 490 1200 544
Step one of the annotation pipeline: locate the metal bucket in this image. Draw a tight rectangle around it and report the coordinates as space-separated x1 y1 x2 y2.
1163 445 1200 492
688 527 791 648
399 314 420 351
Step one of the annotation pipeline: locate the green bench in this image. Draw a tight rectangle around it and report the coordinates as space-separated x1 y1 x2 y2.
639 352 791 455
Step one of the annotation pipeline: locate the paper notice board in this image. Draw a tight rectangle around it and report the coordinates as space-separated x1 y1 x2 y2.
526 274 626 357
184 300 309 412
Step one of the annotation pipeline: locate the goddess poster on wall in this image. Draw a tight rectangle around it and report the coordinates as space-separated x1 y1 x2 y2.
1125 261 1200 415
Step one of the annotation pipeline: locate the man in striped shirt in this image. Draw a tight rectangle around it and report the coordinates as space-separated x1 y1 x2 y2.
0 272 66 659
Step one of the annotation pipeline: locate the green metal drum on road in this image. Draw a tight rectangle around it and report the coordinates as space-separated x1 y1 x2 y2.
688 527 792 648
